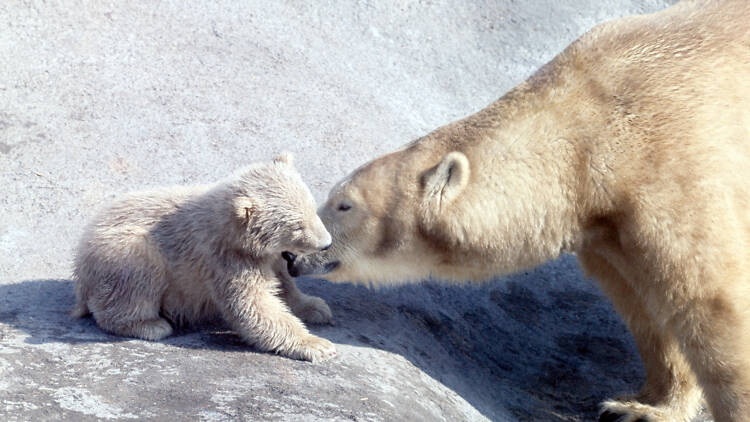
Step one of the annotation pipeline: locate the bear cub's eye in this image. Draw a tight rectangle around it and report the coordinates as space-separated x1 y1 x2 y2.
338 203 351 212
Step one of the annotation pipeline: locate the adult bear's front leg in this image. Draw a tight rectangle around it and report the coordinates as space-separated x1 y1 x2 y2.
578 251 702 422
211 266 337 363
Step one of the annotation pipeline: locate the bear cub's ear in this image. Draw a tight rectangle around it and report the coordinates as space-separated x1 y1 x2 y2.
234 197 255 224
422 151 470 209
273 152 294 166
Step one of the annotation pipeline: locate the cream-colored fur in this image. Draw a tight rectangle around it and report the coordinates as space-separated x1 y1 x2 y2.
291 1 750 419
72 154 336 362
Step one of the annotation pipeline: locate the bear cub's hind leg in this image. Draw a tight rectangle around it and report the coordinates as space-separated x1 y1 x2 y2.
95 316 174 341
81 256 174 341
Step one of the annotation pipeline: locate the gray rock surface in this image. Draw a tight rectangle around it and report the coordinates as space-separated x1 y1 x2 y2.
1 0 710 421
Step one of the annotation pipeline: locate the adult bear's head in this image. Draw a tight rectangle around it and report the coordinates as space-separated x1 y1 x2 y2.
285 133 498 285
287 106 582 286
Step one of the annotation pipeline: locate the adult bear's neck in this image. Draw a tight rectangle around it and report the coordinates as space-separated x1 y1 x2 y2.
412 67 600 280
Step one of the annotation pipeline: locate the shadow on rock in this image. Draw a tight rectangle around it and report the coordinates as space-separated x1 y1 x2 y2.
0 279 318 353
1 255 645 421
298 254 645 422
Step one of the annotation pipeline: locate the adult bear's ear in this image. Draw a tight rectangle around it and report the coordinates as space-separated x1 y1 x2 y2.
273 152 294 166
234 197 255 224
421 151 470 210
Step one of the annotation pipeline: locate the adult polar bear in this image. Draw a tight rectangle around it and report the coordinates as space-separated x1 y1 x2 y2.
289 1 750 421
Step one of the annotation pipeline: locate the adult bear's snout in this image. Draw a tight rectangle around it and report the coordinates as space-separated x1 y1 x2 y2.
281 251 299 276
281 251 297 263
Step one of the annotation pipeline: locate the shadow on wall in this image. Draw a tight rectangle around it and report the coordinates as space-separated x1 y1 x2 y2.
0 255 644 421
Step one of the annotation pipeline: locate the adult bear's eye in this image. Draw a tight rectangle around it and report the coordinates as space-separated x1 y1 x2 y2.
338 203 351 212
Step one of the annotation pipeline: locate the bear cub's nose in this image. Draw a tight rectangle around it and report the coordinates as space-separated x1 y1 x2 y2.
320 242 332 251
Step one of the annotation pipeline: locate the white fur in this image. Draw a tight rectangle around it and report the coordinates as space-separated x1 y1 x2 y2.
72 155 336 362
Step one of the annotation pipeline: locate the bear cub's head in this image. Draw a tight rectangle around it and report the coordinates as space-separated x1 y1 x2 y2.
229 152 331 261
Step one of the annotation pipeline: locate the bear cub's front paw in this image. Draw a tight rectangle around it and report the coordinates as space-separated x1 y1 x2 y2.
294 295 334 325
290 335 337 363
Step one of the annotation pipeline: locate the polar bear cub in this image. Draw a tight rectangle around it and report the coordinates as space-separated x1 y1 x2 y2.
72 153 337 362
